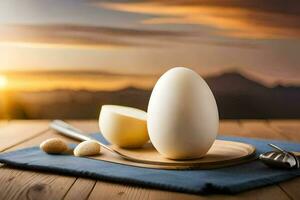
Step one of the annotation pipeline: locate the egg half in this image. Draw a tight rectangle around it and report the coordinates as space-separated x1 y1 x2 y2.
147 67 219 160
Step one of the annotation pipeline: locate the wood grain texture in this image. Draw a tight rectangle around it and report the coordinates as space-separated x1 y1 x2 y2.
0 121 77 200
219 120 243 136
150 185 291 200
88 182 153 200
0 120 299 200
64 178 96 200
266 120 300 200
269 120 300 142
0 120 49 152
86 120 293 200
64 120 99 199
87 179 290 200
13 120 100 200
67 120 99 134
0 167 75 200
239 120 283 140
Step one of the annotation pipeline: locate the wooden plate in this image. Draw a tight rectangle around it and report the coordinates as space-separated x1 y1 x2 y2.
89 140 256 170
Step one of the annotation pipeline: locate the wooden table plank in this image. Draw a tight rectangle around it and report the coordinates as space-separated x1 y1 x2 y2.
0 121 78 200
0 120 49 152
4 120 100 200
88 182 153 200
86 120 291 200
64 178 96 200
87 178 290 200
62 120 99 200
269 120 300 142
267 120 300 200
1 120 102 200
218 120 243 136
148 185 290 200
0 120 299 200
0 168 75 200
239 120 283 140
269 120 300 129
276 178 300 200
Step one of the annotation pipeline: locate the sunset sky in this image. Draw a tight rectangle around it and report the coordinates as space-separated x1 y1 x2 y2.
0 0 300 90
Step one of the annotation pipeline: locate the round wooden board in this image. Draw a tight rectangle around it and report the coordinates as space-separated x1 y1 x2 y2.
90 140 256 170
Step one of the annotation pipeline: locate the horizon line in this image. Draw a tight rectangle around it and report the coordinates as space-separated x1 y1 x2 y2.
0 68 299 89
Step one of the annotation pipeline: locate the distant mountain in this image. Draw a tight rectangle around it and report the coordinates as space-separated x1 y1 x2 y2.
2 72 300 119
205 72 300 119
206 72 268 94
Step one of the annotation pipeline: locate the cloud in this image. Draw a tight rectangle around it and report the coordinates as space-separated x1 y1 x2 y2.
0 24 189 48
0 23 258 49
99 0 300 39
200 40 259 49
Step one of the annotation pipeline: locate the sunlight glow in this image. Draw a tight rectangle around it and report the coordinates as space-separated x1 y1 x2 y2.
0 75 8 89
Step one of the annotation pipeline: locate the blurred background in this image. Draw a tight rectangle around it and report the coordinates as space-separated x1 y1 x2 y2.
0 0 299 119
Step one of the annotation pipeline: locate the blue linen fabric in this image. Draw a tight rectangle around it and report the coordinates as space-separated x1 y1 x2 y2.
0 133 299 194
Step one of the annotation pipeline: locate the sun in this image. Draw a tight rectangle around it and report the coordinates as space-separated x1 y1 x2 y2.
0 75 8 89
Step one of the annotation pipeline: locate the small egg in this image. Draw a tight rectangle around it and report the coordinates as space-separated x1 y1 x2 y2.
74 140 101 157
147 67 219 159
40 138 68 154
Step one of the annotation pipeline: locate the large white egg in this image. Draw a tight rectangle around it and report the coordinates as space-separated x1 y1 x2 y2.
147 67 219 160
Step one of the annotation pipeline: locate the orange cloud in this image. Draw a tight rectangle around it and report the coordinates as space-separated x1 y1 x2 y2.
0 23 258 49
100 1 300 39
0 24 189 48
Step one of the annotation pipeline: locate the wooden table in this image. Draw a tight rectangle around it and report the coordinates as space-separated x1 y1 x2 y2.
0 120 299 200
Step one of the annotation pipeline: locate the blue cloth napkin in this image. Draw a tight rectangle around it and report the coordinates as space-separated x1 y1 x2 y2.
0 133 299 194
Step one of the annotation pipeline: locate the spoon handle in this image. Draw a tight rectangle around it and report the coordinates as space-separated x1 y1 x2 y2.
49 120 117 154
268 143 289 154
50 120 92 141
268 143 300 157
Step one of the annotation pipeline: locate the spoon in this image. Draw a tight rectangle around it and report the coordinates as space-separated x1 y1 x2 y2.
259 143 300 169
49 120 187 166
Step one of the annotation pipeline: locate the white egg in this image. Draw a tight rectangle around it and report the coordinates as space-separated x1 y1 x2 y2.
147 67 219 160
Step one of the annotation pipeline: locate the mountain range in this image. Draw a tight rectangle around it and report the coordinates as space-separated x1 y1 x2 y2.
4 72 300 119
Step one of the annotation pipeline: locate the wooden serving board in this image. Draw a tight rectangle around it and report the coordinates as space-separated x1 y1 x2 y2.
89 140 256 170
